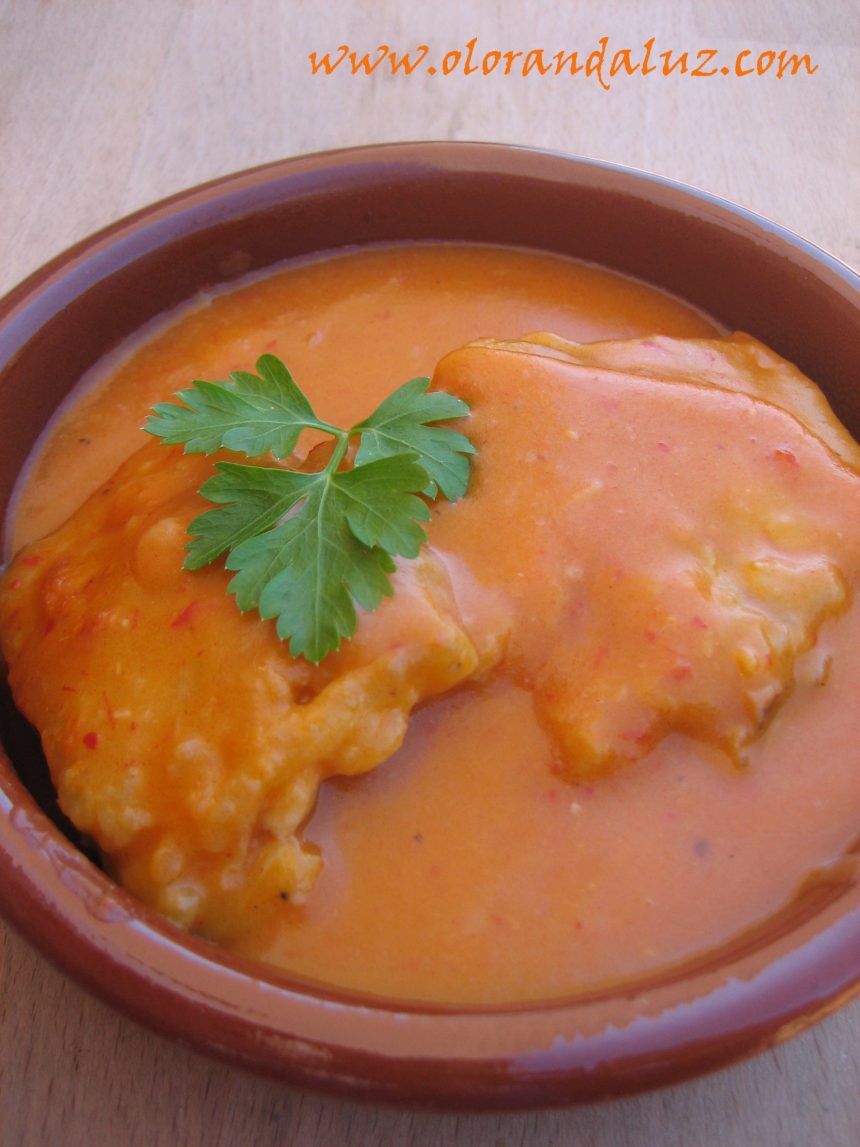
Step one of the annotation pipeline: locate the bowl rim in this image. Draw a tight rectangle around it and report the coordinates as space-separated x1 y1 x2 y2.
2 140 860 1109
3 136 857 341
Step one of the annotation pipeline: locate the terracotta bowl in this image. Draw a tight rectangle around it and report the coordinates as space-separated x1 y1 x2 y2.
1 143 860 1109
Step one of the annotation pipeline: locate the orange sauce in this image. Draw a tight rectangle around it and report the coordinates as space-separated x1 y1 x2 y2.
7 244 860 1005
11 244 716 550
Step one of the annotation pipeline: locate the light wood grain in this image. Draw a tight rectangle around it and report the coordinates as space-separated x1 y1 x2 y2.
1 1 859 1144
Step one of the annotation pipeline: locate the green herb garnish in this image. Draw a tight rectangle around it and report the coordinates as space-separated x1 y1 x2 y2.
145 354 475 662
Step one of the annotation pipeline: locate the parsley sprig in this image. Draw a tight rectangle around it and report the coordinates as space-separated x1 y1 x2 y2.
145 354 475 662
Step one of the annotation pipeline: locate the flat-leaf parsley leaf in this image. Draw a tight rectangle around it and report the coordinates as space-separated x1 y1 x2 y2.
144 354 475 662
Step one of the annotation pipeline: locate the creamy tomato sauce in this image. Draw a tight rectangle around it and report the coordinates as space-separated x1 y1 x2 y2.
4 244 860 1006
10 245 716 551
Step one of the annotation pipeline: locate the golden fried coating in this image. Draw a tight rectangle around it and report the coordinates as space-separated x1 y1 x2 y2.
432 333 860 780
0 443 505 939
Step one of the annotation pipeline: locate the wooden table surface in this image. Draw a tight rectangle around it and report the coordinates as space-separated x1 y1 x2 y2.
1 2 858 1144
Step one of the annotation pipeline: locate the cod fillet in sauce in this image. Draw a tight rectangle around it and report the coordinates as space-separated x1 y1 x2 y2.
2 245 860 1004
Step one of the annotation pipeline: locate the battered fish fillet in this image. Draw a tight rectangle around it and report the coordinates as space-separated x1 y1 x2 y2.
0 443 506 940
497 331 860 472
432 332 860 780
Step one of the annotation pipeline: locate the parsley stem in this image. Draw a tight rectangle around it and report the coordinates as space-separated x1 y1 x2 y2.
325 431 350 474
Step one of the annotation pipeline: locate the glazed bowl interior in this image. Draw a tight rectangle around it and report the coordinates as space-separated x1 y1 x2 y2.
2 142 860 1108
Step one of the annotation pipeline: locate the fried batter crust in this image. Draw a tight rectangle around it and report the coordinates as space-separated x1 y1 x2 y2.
0 443 505 939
